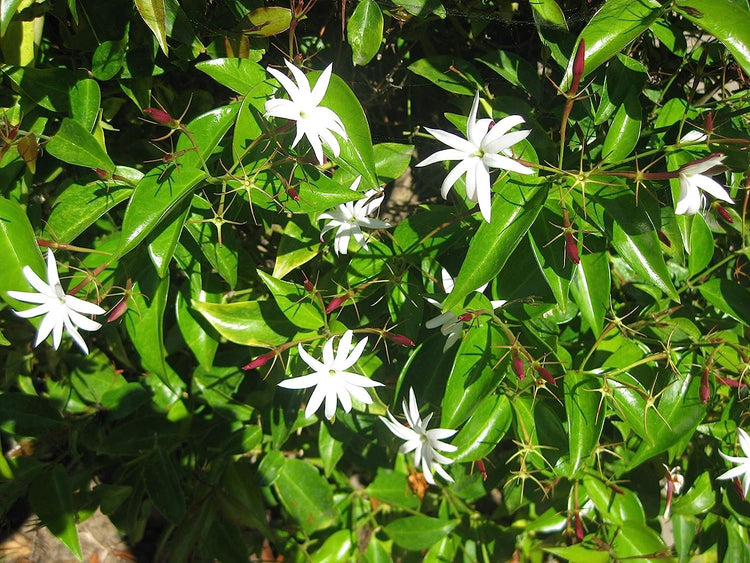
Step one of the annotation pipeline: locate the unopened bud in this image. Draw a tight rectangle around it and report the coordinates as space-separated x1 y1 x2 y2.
716 376 747 389
704 111 714 132
144 107 173 125
457 312 474 322
534 365 556 387
734 478 747 501
93 168 110 179
242 351 275 370
610 484 624 495
699 367 710 404
565 231 580 265
714 203 733 223
574 512 584 542
477 459 487 481
287 187 300 202
107 298 128 323
512 355 525 381
325 295 348 314
573 39 586 80
384 332 415 347
303 278 314 293
8 124 19 140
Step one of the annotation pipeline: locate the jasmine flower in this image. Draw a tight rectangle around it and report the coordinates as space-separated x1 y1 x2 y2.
717 427 750 499
675 154 733 215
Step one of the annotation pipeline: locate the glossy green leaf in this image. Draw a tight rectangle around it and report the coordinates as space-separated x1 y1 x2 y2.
273 220 320 279
135 0 169 55
0 393 63 436
69 79 101 132
384 516 458 551
528 208 572 310
46 180 134 244
144 450 185 523
46 118 115 173
408 56 482 96
675 0 750 77
195 58 267 95
565 371 604 477
373 142 413 182
257 269 324 330
0 196 45 308
175 286 218 369
601 91 642 162
569 251 610 336
612 522 668 560
92 39 126 81
672 472 715 516
218 462 271 536
688 214 714 276
294 169 364 214
451 394 512 462
595 54 648 125
117 166 205 258
392 0 445 18
348 0 383 66
529 0 567 28
699 278 750 325
148 199 191 277
192 299 302 347
443 179 546 311
477 51 541 101
442 323 507 428
312 530 354 562
3 67 76 112
192 366 253 420
544 545 609 563
246 6 292 36
583 477 645 526
561 0 663 89
275 458 338 534
318 423 344 477
175 103 240 169
29 465 81 560
0 0 23 37
364 469 420 510
672 514 697 563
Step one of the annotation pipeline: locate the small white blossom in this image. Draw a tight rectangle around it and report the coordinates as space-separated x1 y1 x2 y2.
278 330 382 420
380 387 457 485
425 268 505 351
318 176 391 255
717 427 750 499
679 130 707 144
675 154 733 215
416 91 533 223
6 250 105 354
265 60 347 165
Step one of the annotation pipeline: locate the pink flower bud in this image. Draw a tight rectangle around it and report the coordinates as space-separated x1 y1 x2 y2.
535 365 556 387
303 278 314 293
477 459 487 481
704 111 714 132
242 351 275 371
574 512 584 542
144 107 173 125
384 332 415 347
565 232 580 265
8 124 19 140
287 188 300 202
325 295 348 314
716 376 747 389
699 367 710 404
512 355 525 381
573 39 586 80
107 298 128 323
734 478 747 501
92 168 110 179
457 312 474 322
714 203 733 223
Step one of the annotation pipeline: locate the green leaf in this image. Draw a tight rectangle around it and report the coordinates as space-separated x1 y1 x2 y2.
564 371 604 477
46 180 134 244
135 0 169 55
384 516 458 551
29 465 81 560
569 251 610 336
175 285 218 369
294 169 364 214
46 118 115 173
69 79 101 132
675 0 750 77
442 323 507 428
144 450 185 523
443 179 546 311
275 458 339 534
117 166 205 258
348 0 383 66
0 0 23 37
0 196 45 309
544 545 609 563
373 142 413 182
528 208 572 310
699 278 750 325
365 469 420 510
148 199 191 277
612 522 668 560
601 91 642 162
529 0 567 28
477 51 541 101
688 214 714 277
408 56 482 96
175 103 240 169
192 299 304 347
92 39 126 81
451 394 512 462
583 477 645 526
195 58 267 95
3 66 76 112
318 423 344 478
561 0 663 89
257 269 324 330
0 393 63 436
392 0 445 18
246 6 292 36
311 530 354 562
192 366 253 420
272 219 320 279
672 472 715 516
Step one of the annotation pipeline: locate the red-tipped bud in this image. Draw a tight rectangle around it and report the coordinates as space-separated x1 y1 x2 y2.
716 376 747 389
303 278 314 293
477 459 488 481
610 484 625 495
325 295 348 314
573 39 586 79
565 232 580 265
457 312 474 322
574 512 584 543
287 187 300 203
657 230 672 248
512 355 525 381
93 168 110 179
8 124 19 140
534 365 557 387
704 111 714 132
144 107 173 125
734 478 747 501
714 203 733 223
699 367 710 404
242 351 275 371
107 298 128 323
384 332 415 347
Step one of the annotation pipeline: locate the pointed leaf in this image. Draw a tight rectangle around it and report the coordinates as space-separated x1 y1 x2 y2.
29 465 81 560
134 0 169 55
565 371 604 477
257 269 324 330
275 458 338 534
46 118 115 173
451 394 512 462
144 450 185 523
384 516 458 551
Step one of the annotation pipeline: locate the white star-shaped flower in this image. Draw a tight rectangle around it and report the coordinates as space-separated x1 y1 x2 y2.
264 60 347 165
425 268 505 351
380 387 457 485
6 250 105 354
416 91 533 223
674 153 733 215
278 330 382 420
717 427 750 498
318 176 391 255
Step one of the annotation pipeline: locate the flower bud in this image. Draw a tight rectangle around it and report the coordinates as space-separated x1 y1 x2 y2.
325 295 348 314
512 354 525 381
303 278 315 293
565 231 580 265
143 107 173 125
287 187 300 203
384 332 415 347
534 365 556 387
714 203 733 223
574 512 584 542
107 297 129 323
477 459 487 481
573 39 586 80
242 351 275 371
699 366 710 404
716 376 747 389
457 312 474 322
704 111 714 132
93 168 111 180
8 123 19 140
734 477 747 501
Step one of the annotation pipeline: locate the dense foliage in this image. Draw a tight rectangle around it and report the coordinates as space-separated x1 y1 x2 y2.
1 0 750 560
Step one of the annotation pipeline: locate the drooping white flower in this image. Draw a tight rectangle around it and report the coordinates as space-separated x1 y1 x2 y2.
416 91 533 223
425 268 505 351
674 154 733 215
278 330 382 420
663 464 684 518
264 60 347 165
717 427 750 498
6 250 105 354
380 387 457 485
318 176 391 255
